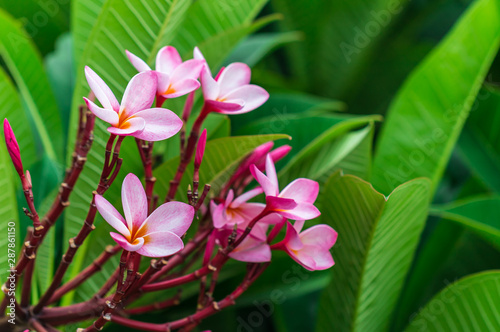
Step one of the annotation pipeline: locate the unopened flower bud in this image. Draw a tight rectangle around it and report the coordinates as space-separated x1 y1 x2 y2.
3 119 24 176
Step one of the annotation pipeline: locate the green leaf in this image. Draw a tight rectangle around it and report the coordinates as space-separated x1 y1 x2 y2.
315 173 431 332
458 86 500 194
0 0 70 55
372 0 500 195
0 9 63 162
71 0 106 65
0 127 19 281
0 67 37 168
279 116 380 184
405 271 500 332
271 0 410 96
224 31 303 67
430 196 500 250
232 92 345 134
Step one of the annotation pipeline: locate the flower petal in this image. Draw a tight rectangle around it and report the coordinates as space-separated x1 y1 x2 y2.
170 59 205 81
126 50 151 72
206 99 244 112
282 221 303 250
121 173 148 231
265 154 279 193
231 187 264 208
250 165 279 197
280 178 319 204
211 202 227 229
155 46 182 75
200 66 219 100
120 71 157 117
136 231 184 257
217 63 251 96
230 237 271 263
221 85 269 114
95 195 130 238
162 79 200 99
107 117 145 136
299 224 338 250
266 196 298 212
131 108 183 141
143 201 194 237
277 202 320 221
83 98 119 126
293 245 335 271
84 66 120 112
110 232 144 252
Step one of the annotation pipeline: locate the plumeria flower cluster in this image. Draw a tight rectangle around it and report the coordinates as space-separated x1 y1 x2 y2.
1 43 336 332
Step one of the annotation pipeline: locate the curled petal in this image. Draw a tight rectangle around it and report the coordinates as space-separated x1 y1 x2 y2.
132 108 183 142
200 66 219 100
292 245 335 271
299 225 338 250
156 46 182 74
85 66 120 112
221 85 269 114
162 79 200 99
143 201 194 237
170 59 205 81
110 232 144 252
280 178 319 205
126 50 151 72
84 98 119 126
206 99 244 113
217 63 251 96
107 117 145 136
265 196 298 212
121 173 148 231
231 187 264 208
95 195 130 238
136 231 184 257
277 202 320 221
265 155 278 193
250 165 279 197
120 71 157 117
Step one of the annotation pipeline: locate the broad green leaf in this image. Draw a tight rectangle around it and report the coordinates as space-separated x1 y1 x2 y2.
45 33 75 132
279 116 380 184
372 0 500 195
271 0 409 96
0 128 19 281
224 31 303 67
0 0 70 55
405 271 500 332
71 0 106 65
0 67 37 168
316 173 431 332
0 9 63 162
458 86 500 194
233 92 345 134
430 196 500 249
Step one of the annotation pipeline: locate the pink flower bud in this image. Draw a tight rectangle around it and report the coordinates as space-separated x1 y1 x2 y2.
195 129 207 169
3 119 24 176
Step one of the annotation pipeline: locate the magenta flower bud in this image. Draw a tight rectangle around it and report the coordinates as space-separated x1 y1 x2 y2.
270 144 292 161
3 118 24 176
195 129 207 169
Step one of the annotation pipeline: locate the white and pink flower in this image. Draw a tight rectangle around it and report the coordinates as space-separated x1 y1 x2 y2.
84 67 183 141
95 173 194 257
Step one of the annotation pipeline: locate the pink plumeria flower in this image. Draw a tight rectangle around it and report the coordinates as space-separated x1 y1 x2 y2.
3 119 23 176
210 188 281 229
200 62 269 114
84 67 183 141
216 223 271 263
272 220 337 271
95 173 194 257
250 154 320 220
126 46 204 101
